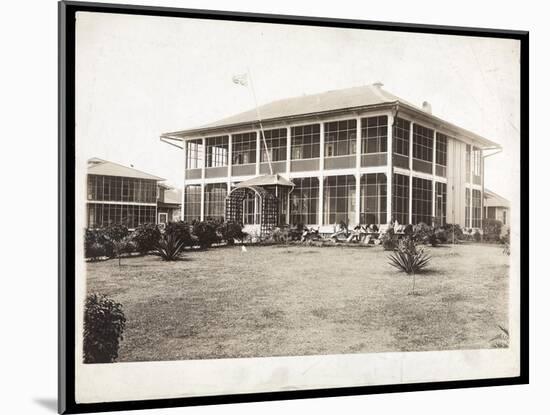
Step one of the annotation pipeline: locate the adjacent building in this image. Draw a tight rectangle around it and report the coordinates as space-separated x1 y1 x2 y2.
86 158 178 229
160 84 501 230
483 189 510 226
157 184 182 225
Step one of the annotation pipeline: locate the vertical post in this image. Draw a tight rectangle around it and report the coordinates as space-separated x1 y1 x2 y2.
286 126 291 175
200 137 206 221
355 117 361 225
318 122 325 226
181 139 187 221
386 113 394 225
409 122 414 224
227 134 232 220
256 130 261 175
432 129 437 225
200 183 205 221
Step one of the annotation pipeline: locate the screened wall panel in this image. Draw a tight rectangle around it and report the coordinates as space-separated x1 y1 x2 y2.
290 177 319 225
393 117 410 157
87 175 157 204
361 115 387 154
186 139 204 169
435 182 447 226
412 177 433 225
291 124 320 160
413 124 434 163
472 189 482 228
324 119 356 157
360 173 387 225
260 128 287 163
435 133 448 177
392 173 409 225
87 203 156 229
205 136 229 167
204 183 227 220
465 187 471 227
184 184 202 222
323 175 356 225
232 132 257 165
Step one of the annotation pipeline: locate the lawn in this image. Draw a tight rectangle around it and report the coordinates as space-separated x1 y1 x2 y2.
86 243 509 362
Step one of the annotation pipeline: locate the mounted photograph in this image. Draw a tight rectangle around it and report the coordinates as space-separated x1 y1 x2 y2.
59 2 528 412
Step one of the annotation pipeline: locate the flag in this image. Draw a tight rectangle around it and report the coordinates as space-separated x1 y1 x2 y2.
232 73 248 86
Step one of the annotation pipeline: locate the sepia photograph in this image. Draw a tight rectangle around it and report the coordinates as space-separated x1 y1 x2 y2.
60 2 527 411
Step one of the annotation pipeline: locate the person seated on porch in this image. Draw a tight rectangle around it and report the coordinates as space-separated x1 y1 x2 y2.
301 226 320 242
362 224 379 245
330 221 349 241
346 225 365 242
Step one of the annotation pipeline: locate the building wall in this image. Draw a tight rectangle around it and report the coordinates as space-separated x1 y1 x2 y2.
180 108 485 228
86 174 158 228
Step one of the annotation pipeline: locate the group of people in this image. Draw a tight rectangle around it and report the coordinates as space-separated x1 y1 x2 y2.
298 218 407 244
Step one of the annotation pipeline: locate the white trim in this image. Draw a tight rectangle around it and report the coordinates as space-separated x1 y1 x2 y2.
408 122 414 224
86 200 157 207
386 113 394 224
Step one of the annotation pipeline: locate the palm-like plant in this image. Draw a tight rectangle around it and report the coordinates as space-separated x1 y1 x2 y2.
388 238 431 293
154 232 187 261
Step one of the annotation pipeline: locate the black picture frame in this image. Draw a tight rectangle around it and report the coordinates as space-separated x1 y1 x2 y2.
58 1 529 413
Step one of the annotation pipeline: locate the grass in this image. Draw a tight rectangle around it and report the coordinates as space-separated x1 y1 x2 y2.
86 243 509 362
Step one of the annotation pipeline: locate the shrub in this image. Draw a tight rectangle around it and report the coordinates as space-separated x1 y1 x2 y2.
133 224 161 254
412 222 432 244
192 220 220 249
165 221 194 246
389 238 432 274
388 237 431 293
482 219 503 242
154 232 187 261
85 229 107 260
442 224 463 242
83 293 126 363
102 224 129 243
434 228 447 243
473 230 481 242
380 227 397 251
217 221 246 245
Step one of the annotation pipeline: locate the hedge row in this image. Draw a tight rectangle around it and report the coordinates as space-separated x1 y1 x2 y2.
84 220 246 260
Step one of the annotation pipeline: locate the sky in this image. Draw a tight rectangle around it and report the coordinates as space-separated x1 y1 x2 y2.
75 12 520 201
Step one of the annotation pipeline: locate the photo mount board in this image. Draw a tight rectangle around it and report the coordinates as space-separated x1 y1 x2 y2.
58 1 529 413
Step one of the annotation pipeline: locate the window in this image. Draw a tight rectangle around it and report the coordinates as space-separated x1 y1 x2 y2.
290 177 319 225
206 136 229 167
436 133 447 166
323 175 356 225
393 117 410 156
435 182 447 226
324 119 356 157
360 173 387 225
260 128 287 162
184 184 201 222
87 204 156 229
361 116 387 154
465 188 471 227
291 124 320 160
472 147 482 177
204 183 227 220
186 139 204 169
472 189 482 228
503 210 507 225
413 124 434 162
232 132 257 165
392 173 409 225
412 177 433 225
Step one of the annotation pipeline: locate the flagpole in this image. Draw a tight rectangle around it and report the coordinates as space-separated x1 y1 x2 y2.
246 68 274 175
